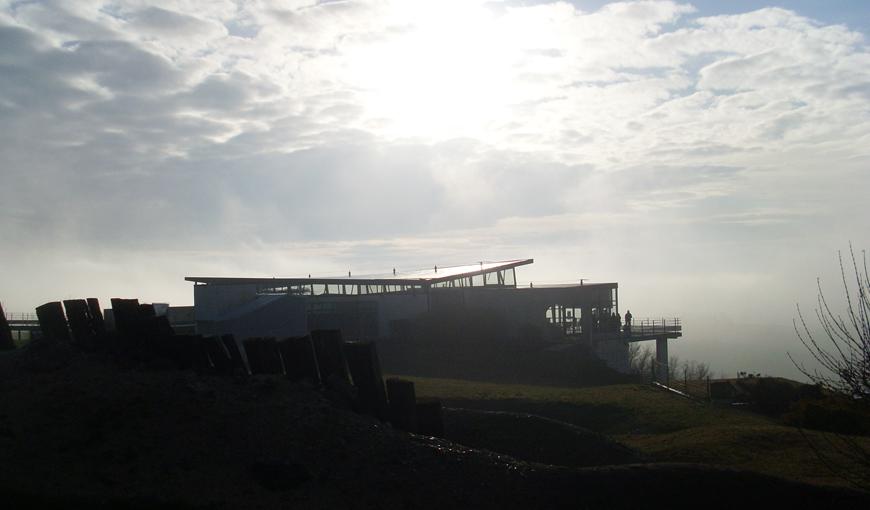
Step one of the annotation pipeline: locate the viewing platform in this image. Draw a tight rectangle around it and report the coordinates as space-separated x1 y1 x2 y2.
623 318 682 342
4 312 41 341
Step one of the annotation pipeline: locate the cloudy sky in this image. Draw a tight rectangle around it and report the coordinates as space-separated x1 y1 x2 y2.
2 0 869 378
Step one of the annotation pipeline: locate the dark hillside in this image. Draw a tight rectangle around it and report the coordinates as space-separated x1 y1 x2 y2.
1 342 868 509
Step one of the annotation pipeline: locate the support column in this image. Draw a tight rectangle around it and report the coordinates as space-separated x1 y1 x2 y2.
581 305 592 341
655 336 669 384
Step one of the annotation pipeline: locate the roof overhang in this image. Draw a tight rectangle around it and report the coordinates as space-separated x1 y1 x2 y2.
185 259 534 287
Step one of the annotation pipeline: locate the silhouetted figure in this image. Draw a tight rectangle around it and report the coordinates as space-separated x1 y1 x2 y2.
624 310 632 335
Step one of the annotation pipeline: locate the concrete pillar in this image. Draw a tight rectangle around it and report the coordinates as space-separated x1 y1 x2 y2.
655 336 669 384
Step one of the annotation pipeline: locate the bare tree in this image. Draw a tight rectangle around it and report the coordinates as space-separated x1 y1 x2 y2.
627 342 642 371
694 361 711 380
791 245 870 490
792 245 869 401
668 355 680 383
630 344 654 377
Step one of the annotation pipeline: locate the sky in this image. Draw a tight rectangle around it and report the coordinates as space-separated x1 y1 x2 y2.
1 0 869 379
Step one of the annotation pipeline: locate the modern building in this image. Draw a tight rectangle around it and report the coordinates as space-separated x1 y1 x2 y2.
186 259 681 375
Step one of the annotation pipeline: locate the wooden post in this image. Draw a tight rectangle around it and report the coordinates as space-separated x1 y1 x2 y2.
166 334 195 370
190 334 212 372
0 302 14 350
86 298 106 335
138 303 158 348
202 335 234 375
110 298 141 353
344 341 389 420
415 398 444 437
63 299 97 351
278 335 320 384
386 378 417 432
221 334 246 374
35 301 70 342
707 376 711 402
242 337 262 374
311 329 350 385
85 298 107 349
244 337 284 375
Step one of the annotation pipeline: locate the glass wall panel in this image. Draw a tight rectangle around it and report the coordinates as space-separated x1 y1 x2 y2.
504 268 516 287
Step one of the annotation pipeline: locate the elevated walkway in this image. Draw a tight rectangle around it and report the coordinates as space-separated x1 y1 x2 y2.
623 318 682 342
4 312 41 342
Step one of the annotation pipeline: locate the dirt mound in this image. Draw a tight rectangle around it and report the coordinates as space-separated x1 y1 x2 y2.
0 345 867 509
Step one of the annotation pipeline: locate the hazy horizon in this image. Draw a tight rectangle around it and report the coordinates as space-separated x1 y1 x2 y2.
2 0 870 381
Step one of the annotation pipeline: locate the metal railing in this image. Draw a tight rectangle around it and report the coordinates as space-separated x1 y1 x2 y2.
639 359 711 402
625 317 681 337
5 312 39 323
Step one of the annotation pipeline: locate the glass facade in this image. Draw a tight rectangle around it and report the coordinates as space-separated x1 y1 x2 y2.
255 267 519 296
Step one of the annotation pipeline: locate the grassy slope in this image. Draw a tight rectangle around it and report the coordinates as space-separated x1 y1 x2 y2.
404 376 870 488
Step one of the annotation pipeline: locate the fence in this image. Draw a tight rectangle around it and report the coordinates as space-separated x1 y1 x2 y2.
627 317 682 337
5 312 38 322
639 359 711 401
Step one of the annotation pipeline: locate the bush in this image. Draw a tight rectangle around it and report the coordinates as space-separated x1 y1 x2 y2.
748 378 800 415
784 397 870 436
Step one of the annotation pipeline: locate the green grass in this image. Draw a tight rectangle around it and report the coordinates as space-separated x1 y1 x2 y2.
402 375 870 489
407 376 773 434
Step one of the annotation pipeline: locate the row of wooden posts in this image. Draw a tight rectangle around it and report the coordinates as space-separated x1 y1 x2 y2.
0 297 443 437
0 302 14 350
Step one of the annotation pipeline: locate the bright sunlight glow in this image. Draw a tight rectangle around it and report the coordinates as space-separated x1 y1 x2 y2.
346 3 526 141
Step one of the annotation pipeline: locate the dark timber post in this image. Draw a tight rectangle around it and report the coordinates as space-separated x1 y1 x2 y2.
221 334 246 374
311 329 351 385
36 301 70 342
202 335 234 375
278 335 320 384
386 378 417 432
86 299 106 335
111 298 141 353
63 299 97 351
0 302 14 350
86 298 107 349
244 337 284 375
344 341 389 420
416 398 444 437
